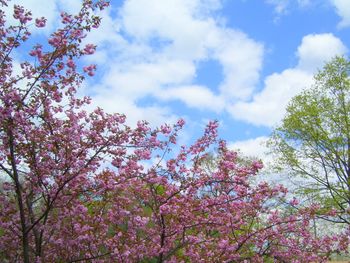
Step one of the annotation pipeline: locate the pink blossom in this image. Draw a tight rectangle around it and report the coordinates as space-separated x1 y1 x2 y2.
66 59 75 68
83 44 96 55
13 5 32 24
60 12 73 24
35 17 46 27
83 64 96 76
290 197 299 206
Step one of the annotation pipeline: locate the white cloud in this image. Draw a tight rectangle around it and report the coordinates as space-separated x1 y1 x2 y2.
80 0 264 125
89 92 179 127
330 0 350 28
229 69 313 126
84 1 346 129
56 0 82 14
228 33 347 127
119 0 220 39
265 0 312 23
229 136 269 161
266 0 290 14
100 59 196 99
297 33 348 72
211 29 264 100
119 0 216 60
156 85 224 111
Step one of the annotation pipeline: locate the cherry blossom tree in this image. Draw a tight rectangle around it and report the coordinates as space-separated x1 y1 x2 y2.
0 0 348 262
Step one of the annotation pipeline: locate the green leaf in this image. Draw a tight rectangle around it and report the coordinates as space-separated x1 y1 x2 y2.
143 205 153 217
155 184 165 195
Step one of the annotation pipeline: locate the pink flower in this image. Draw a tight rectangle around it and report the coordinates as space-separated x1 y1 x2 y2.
13 5 32 24
29 46 43 58
48 35 62 47
35 17 46 28
83 44 96 55
60 12 73 24
83 64 96 76
252 160 264 170
176 118 185 127
66 59 75 69
160 124 172 135
290 197 299 206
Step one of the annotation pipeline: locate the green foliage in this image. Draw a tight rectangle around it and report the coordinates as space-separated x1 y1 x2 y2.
139 257 158 263
269 56 350 222
209 229 220 238
155 184 166 196
142 205 153 217
107 224 117 237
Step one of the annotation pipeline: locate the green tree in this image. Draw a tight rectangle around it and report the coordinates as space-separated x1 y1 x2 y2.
269 56 350 224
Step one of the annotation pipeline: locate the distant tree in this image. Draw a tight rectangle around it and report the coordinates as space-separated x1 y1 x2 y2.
269 56 350 224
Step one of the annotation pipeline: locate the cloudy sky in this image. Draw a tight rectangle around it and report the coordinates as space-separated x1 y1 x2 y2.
9 0 350 159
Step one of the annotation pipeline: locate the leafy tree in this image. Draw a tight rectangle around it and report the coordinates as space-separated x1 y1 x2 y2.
269 56 350 224
0 1 348 262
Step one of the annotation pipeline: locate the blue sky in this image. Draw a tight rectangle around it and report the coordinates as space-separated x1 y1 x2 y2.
8 0 350 159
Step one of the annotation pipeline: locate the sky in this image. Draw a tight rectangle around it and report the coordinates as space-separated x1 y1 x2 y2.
6 0 350 161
